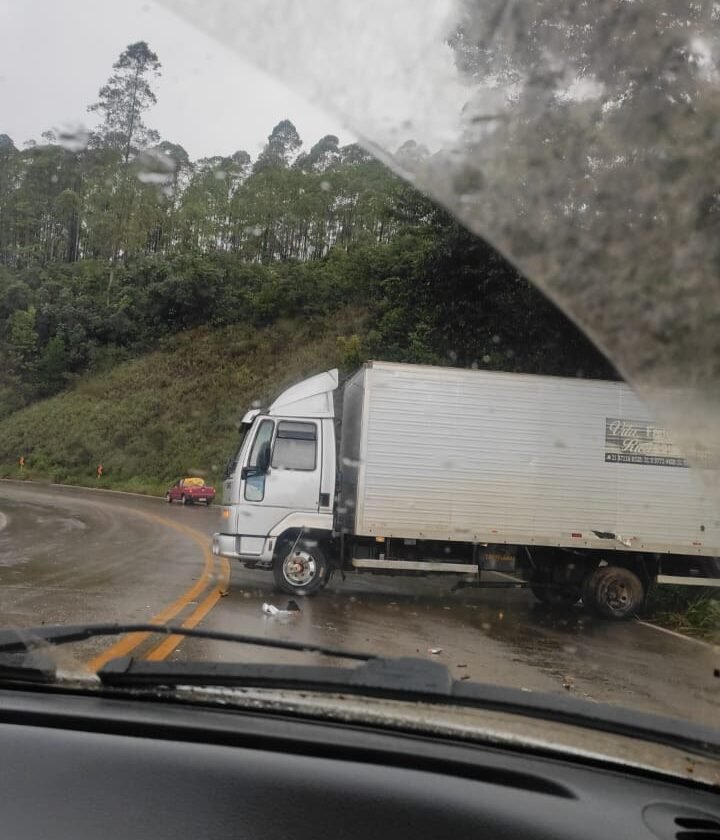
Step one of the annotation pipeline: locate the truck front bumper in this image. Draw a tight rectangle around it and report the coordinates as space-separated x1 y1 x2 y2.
212 533 274 567
212 532 240 559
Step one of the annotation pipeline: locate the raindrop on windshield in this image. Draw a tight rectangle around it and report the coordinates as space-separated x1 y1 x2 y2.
56 125 89 152
135 148 177 185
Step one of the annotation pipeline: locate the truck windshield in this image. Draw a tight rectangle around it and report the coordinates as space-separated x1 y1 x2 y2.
247 420 275 469
245 420 275 502
224 429 249 480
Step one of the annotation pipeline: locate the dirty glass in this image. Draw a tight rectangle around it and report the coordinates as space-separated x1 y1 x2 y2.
163 0 720 502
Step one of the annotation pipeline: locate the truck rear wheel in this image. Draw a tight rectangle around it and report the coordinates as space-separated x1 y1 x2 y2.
587 566 644 620
273 539 329 596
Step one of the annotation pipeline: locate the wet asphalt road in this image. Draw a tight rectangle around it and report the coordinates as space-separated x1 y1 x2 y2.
0 481 717 726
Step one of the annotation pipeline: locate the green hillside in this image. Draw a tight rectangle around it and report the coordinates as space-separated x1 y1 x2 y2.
0 311 363 494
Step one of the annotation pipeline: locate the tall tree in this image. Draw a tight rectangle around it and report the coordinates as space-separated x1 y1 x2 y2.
253 119 302 172
87 42 162 282
294 134 340 172
88 41 161 164
0 135 19 264
151 141 191 252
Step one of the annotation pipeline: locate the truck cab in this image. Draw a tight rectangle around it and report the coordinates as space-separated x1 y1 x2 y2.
213 370 338 593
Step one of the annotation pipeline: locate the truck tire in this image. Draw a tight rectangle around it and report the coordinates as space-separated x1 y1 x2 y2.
273 539 329 596
587 565 644 620
165 493 172 504
181 494 190 505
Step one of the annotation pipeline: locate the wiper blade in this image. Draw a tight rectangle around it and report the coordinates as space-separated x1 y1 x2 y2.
0 652 56 683
101 655 452 694
98 656 720 761
0 623 375 662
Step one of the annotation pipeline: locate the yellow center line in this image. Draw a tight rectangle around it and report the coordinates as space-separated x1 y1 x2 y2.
85 508 219 671
145 555 231 661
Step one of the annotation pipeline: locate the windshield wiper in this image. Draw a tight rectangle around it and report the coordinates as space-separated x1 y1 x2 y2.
0 623 378 661
0 622 375 687
0 623 718 761
0 622 375 661
0 652 56 683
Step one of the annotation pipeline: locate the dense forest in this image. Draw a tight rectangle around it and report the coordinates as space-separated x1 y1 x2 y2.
0 41 614 425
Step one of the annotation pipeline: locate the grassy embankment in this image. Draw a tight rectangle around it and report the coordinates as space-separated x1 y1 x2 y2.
0 310 364 495
645 586 720 642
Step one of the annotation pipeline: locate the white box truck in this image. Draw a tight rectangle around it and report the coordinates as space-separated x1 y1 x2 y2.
213 361 720 618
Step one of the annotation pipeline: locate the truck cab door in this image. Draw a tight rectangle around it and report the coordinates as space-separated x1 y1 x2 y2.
241 418 321 533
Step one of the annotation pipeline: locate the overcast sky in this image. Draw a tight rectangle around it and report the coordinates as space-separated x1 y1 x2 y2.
0 0 353 160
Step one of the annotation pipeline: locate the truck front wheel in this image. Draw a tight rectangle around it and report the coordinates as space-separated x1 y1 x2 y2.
273 539 329 596
587 565 644 620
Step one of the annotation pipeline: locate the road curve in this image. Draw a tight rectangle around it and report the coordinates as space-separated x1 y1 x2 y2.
0 481 228 666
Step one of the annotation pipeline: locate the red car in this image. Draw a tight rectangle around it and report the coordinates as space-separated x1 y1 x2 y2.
165 477 216 506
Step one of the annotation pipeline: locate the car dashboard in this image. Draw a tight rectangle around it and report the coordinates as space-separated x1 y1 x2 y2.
0 686 718 840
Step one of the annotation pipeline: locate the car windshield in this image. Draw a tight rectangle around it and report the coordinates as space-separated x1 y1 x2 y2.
0 0 718 749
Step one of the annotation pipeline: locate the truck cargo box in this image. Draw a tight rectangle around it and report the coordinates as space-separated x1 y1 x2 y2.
337 362 718 556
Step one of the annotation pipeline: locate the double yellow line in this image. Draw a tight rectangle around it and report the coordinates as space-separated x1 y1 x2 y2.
86 508 231 671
